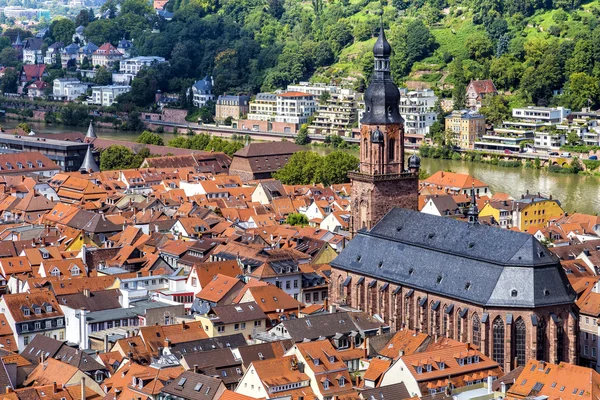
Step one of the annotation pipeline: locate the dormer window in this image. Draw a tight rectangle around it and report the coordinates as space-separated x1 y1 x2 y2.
329 356 335 363
416 366 423 374
458 358 465 366
323 379 330 390
27 161 33 168
37 161 43 167
23 308 30 316
45 305 52 312
16 162 23 169
34 307 41 314
313 358 320 366
467 356 473 364
338 377 345 387
426 364 432 372
71 266 80 276
438 362 445 370
474 355 480 363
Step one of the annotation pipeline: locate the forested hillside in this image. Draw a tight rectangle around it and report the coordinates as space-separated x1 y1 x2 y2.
72 0 600 109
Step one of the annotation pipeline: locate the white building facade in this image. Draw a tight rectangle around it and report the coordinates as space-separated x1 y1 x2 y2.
90 85 131 106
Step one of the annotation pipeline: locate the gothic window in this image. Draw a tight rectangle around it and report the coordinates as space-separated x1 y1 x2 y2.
556 316 564 362
337 276 344 301
430 302 439 336
389 139 395 161
515 317 526 367
405 295 412 330
493 317 505 366
416 297 422 332
456 309 463 341
442 305 448 337
537 317 547 361
472 313 481 347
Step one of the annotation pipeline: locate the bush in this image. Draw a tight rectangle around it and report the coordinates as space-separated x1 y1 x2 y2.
583 159 600 171
451 152 462 160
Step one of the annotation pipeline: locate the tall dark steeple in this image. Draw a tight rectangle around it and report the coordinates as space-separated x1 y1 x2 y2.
349 18 419 235
467 181 479 224
361 20 402 126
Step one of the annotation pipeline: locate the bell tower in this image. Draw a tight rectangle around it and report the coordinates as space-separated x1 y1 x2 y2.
350 21 420 235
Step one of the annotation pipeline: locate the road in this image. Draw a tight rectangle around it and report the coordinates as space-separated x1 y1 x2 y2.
147 120 360 143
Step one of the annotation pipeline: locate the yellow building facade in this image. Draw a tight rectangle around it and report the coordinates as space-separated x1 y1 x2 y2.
516 199 564 231
445 110 486 150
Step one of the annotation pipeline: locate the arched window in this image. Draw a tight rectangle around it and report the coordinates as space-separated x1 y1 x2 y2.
515 317 526 367
493 317 505 366
472 313 481 347
442 305 448 337
430 302 439 336
537 317 547 361
456 309 463 341
416 297 423 332
556 316 564 362
405 295 412 330
337 276 344 301
389 139 395 161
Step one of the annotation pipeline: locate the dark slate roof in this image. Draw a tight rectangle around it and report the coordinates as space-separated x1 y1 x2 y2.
160 371 223 399
359 382 411 400
57 289 121 312
79 145 100 172
237 341 292 368
171 334 247 358
193 76 213 92
331 208 576 308
209 302 266 325
277 312 375 342
233 141 303 158
181 348 240 369
63 43 80 55
22 335 105 372
68 210 122 233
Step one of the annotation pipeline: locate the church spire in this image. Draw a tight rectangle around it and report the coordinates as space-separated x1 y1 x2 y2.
467 180 479 224
86 120 97 139
360 19 402 126
80 145 100 173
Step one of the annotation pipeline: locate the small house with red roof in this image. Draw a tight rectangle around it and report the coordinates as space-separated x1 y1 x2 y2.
466 79 497 109
91 43 123 68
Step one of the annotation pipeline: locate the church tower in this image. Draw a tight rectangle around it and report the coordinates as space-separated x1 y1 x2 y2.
350 22 420 234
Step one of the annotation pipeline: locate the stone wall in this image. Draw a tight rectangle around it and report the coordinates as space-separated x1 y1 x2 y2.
329 266 578 372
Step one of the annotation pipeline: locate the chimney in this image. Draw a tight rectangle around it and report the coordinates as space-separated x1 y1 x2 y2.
298 362 305 373
193 364 199 374
81 376 85 400
83 288 90 298
487 375 493 394
164 338 172 349
5 387 12 394
104 334 109 353
53 382 57 394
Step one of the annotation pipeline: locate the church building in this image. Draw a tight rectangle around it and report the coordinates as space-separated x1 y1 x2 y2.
330 23 578 373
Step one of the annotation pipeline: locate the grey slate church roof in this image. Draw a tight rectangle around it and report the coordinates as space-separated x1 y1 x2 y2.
331 208 576 308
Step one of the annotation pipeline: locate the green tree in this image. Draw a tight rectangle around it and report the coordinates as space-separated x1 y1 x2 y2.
286 213 309 226
60 103 90 126
50 18 75 45
466 35 494 61
273 151 323 184
567 131 581 146
0 48 21 67
480 95 510 126
561 72 600 110
321 151 359 185
16 122 31 133
94 67 112 85
295 126 310 145
100 145 135 170
0 67 19 93
75 9 92 27
136 131 164 146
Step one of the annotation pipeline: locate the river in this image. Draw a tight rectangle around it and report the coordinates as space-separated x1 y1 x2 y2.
3 121 600 214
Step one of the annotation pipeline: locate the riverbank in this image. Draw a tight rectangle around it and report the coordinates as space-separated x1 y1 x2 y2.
1 120 599 213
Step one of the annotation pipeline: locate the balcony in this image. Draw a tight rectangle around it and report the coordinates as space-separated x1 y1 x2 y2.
348 171 417 182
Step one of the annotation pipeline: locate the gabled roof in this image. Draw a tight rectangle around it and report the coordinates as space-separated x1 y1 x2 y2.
234 142 304 158
21 64 46 81
332 208 575 308
467 79 497 95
